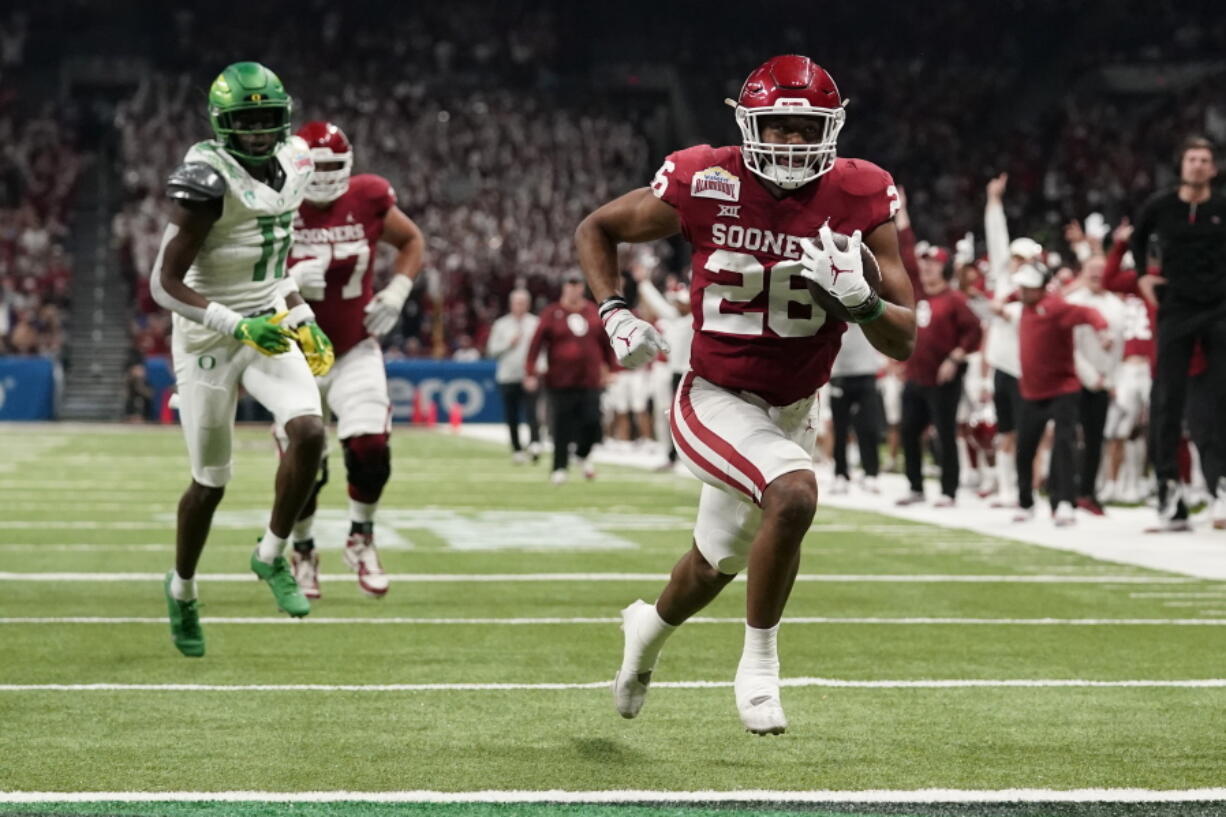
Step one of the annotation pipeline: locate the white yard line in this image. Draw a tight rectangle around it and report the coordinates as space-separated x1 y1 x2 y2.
1 789 1225 804
0 571 1194 583
2 616 1224 626
2 678 1224 692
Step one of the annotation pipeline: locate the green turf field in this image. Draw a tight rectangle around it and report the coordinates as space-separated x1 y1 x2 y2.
0 425 1223 816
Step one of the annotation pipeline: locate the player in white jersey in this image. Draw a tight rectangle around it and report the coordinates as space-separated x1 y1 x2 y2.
150 62 335 657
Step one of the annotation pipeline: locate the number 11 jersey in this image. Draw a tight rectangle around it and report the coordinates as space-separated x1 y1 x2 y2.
652 145 897 406
173 136 314 353
290 174 397 357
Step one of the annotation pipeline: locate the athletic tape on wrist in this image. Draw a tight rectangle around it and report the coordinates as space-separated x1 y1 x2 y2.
850 294 887 324
599 296 629 322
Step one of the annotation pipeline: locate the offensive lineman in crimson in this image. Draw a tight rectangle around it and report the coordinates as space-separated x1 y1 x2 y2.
576 55 917 734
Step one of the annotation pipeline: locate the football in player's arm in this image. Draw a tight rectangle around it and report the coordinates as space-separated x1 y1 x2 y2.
576 54 915 736
275 121 426 600
150 62 334 657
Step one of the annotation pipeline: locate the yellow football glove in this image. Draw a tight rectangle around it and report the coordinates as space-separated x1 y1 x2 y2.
234 311 293 356
293 321 335 376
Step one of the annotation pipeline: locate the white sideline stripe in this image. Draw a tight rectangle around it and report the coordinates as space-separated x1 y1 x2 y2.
2 789 1226 804
0 571 1194 583
3 678 1224 692
4 616 1226 626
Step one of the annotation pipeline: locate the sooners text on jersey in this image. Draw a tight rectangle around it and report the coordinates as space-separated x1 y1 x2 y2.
290 173 396 356
652 145 898 405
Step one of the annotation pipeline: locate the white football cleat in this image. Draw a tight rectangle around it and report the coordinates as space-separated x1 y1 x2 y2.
343 532 389 597
550 469 568 485
580 458 597 481
830 475 850 495
511 450 529 465
1053 502 1076 527
933 494 956 508
860 475 880 494
734 665 787 735
290 544 321 600
613 600 658 719
1012 507 1035 523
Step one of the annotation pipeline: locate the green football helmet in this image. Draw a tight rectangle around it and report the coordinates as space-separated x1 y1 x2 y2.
208 62 292 164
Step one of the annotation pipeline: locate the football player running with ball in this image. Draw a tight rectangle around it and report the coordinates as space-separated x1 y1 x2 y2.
152 63 335 656
278 121 425 599
577 55 917 734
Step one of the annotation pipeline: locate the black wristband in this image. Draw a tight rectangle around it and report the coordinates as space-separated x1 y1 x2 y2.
599 296 629 320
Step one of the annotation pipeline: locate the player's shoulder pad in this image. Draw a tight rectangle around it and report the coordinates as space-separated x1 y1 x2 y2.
665 144 728 181
167 161 226 202
832 157 894 198
351 173 396 203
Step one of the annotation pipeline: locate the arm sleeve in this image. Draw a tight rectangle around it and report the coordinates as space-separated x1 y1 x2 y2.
636 279 680 320
1101 239 1138 295
1062 304 1108 331
525 318 547 377
485 319 512 358
984 200 1012 295
954 298 984 352
149 222 224 329
1131 197 1155 276
897 225 921 295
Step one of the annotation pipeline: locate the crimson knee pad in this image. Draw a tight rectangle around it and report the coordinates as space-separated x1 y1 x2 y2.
343 433 390 503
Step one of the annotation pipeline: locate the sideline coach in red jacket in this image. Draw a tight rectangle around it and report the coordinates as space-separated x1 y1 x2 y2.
897 247 983 506
525 271 615 482
1013 265 1109 525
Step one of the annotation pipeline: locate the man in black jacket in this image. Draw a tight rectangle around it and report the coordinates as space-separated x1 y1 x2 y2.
1132 136 1226 530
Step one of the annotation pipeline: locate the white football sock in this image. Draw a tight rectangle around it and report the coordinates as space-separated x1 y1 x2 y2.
255 526 286 564
170 571 197 601
292 515 314 542
621 600 677 674
738 622 780 675
349 499 377 525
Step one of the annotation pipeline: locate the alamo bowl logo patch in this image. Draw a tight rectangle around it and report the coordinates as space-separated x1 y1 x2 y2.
691 166 741 202
293 152 313 171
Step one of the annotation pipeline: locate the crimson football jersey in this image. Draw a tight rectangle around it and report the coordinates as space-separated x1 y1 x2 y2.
1119 294 1155 360
290 174 396 356
652 145 898 406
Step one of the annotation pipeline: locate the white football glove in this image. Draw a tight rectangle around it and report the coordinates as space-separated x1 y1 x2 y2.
363 275 413 337
289 256 328 301
800 223 885 324
601 305 669 369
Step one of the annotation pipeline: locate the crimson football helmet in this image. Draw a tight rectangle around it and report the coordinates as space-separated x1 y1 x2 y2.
728 55 846 189
297 121 353 203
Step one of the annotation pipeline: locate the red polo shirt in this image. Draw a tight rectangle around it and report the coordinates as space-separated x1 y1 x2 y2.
525 300 615 389
1018 294 1108 400
904 289 983 386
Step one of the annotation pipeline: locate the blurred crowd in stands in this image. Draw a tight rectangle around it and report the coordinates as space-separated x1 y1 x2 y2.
0 11 81 357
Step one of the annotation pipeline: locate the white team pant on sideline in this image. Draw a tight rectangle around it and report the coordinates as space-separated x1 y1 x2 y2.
670 372 818 574
173 332 322 488
273 336 392 449
607 366 651 413
1105 358 1151 440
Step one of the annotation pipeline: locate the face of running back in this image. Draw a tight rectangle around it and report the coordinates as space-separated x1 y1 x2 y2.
759 115 824 167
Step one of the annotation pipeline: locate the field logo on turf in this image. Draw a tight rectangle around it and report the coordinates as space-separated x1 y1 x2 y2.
156 508 686 551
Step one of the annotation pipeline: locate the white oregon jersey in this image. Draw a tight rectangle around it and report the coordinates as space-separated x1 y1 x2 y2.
173 135 313 350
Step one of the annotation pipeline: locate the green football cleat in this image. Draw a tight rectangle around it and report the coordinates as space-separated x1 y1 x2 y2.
163 571 205 657
250 552 311 617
